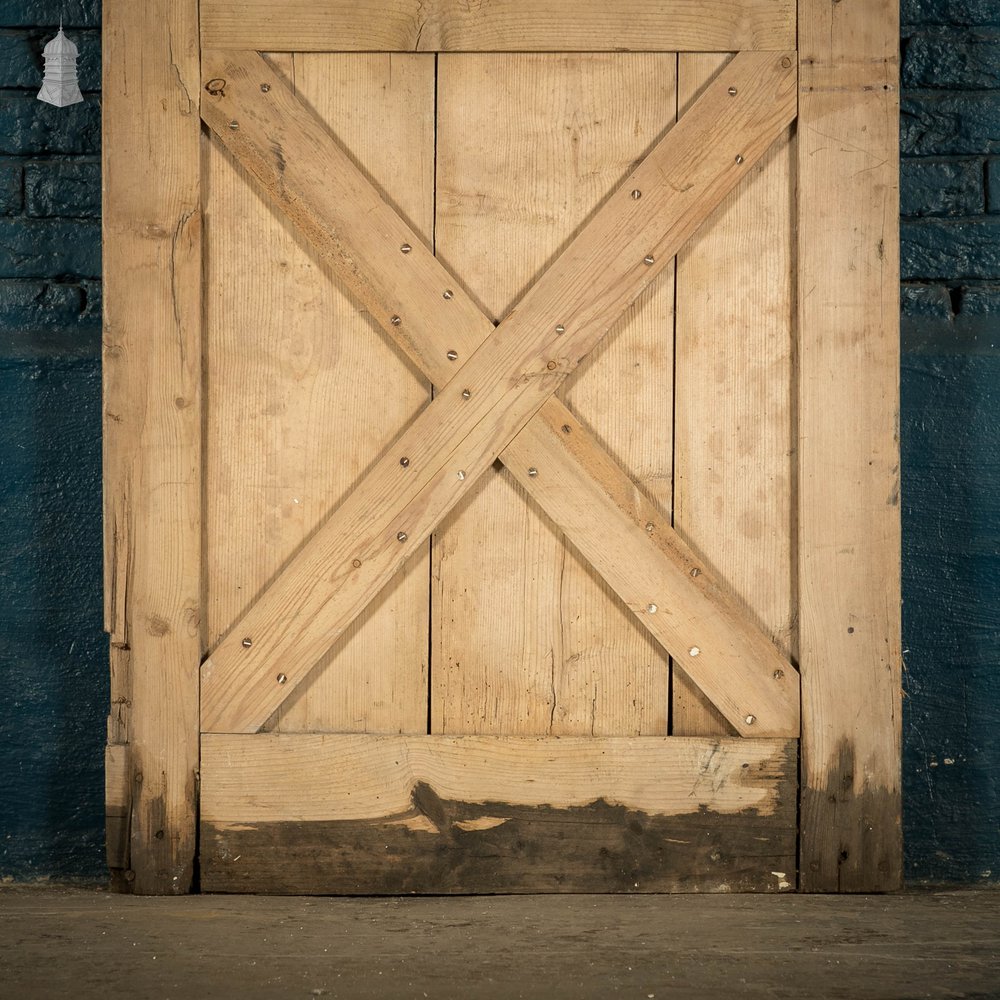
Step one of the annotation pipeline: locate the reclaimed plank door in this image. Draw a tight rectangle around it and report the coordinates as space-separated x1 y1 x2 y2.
103 0 901 895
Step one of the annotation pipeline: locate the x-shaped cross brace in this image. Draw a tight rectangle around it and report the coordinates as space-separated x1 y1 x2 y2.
199 49 799 737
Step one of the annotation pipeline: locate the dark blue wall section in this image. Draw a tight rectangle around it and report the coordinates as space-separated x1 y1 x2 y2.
0 0 105 880
0 0 997 884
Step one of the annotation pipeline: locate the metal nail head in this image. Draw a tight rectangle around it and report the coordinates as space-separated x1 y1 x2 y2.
555 325 566 335
735 154 745 164
447 350 458 361
528 467 538 477
443 289 454 300
647 603 658 614
690 567 701 577
400 243 412 254
228 120 240 130
773 669 785 680
644 255 655 265
745 714 756 725
457 470 466 480
645 522 655 532
728 86 738 96
689 646 701 657
397 531 408 542
241 637 253 648
631 189 642 200
399 456 410 467
260 83 271 93
276 673 288 685
562 424 572 434
390 315 402 326
462 389 471 399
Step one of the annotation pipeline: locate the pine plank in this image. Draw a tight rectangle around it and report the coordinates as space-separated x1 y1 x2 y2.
102 0 202 893
200 0 796 53
199 50 799 735
204 53 433 736
672 54 796 737
797 0 902 891
432 53 676 738
201 733 797 893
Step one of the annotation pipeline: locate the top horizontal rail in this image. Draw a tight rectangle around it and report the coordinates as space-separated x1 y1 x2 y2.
200 0 796 53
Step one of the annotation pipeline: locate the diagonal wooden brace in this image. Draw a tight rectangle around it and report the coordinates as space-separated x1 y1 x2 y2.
200 49 799 736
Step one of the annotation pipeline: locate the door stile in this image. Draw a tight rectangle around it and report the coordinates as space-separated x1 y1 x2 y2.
103 0 203 893
797 0 903 891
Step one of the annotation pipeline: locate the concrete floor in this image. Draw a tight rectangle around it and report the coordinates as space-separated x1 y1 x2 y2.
0 887 996 1000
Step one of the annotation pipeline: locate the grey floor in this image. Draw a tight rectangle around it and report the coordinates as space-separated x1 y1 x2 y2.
0 886 996 999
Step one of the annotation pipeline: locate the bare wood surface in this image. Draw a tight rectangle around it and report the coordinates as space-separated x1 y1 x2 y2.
199 50 799 735
103 0 202 893
204 53 433 736
200 0 796 53
432 53 676 738
201 733 797 892
797 0 902 891
672 53 796 737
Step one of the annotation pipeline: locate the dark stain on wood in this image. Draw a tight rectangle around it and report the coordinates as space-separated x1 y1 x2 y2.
201 782 797 895
800 740 902 893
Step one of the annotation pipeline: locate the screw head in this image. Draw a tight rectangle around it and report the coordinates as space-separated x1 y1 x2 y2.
744 714 756 725
643 255 655 266
690 567 701 577
773 669 785 680
645 522 655 532
400 243 412 254
260 83 271 93
528 467 538 477
689 646 701 657
631 189 642 200
728 86 738 96
276 673 288 685
228 120 240 130
399 456 410 467
390 315 402 326
443 289 454 300
457 470 466 480
241 637 253 648
462 388 471 399
735 154 745 165
397 531 408 542
447 350 458 361
647 603 658 614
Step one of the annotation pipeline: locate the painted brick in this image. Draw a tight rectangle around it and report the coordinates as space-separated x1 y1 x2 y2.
0 95 100 156
0 161 20 215
902 355 1000 882
904 30 1000 90
986 158 1000 212
901 283 954 320
901 92 1000 155
903 0 1000 26
0 218 100 278
0 280 100 360
900 158 984 216
961 283 1000 316
0 29 101 92
0 1 100 28
902 219 1000 280
0 357 105 881
25 161 100 218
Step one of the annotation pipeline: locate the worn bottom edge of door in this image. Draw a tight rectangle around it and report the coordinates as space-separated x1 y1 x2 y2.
200 734 798 894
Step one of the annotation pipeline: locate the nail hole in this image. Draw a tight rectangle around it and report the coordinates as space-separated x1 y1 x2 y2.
352 558 362 568
546 360 558 371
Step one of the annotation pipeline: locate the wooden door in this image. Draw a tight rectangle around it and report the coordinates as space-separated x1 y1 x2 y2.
103 0 902 895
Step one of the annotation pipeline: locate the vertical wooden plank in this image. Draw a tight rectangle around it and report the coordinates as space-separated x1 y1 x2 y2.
798 0 902 890
433 53 676 737
102 0 202 892
672 54 796 738
203 53 434 735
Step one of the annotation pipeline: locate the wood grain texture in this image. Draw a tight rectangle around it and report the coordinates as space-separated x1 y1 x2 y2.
672 54 796 737
199 51 798 739
201 734 797 893
200 0 796 53
102 0 201 894
797 0 903 891
204 53 433 736
199 51 799 735
432 53 676 739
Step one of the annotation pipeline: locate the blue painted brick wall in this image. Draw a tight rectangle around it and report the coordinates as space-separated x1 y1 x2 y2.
0 0 997 885
0 0 105 880
902 0 1000 883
